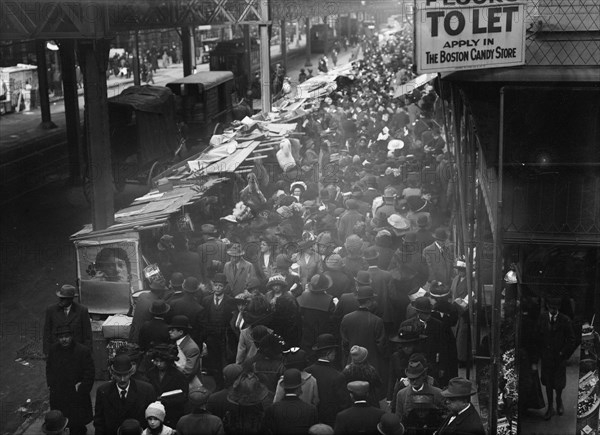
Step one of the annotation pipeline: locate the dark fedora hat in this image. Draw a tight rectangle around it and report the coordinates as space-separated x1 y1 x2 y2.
429 281 450 298
312 333 339 351
441 377 477 398
183 277 200 293
356 286 375 301
275 254 294 269
168 314 192 330
433 228 448 241
282 368 304 390
402 232 418 244
55 325 73 336
355 270 371 286
110 353 134 375
310 274 333 292
283 349 307 369
363 246 379 262
56 284 76 299
390 324 427 343
149 300 170 316
227 371 269 406
377 413 405 435
413 296 432 313
405 361 427 379
42 410 69 434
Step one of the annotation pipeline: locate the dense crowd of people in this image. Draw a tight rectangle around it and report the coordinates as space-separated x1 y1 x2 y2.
41 29 496 435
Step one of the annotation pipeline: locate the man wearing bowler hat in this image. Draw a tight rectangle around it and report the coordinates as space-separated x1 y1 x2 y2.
262 368 319 434
340 286 389 394
422 228 455 288
435 377 484 434
306 334 352 427
43 284 92 355
46 325 94 435
401 297 456 388
334 381 386 434
138 300 171 353
94 354 156 435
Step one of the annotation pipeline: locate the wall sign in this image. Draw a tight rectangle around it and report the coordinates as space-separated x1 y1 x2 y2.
415 0 526 73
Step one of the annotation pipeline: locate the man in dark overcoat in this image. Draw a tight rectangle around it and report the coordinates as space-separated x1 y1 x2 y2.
169 276 206 346
297 274 336 357
401 297 457 388
364 247 394 332
334 381 385 434
262 369 318 434
93 354 156 434
421 229 454 288
197 224 228 282
340 287 389 391
46 325 94 435
43 284 92 355
436 377 485 435
305 334 352 427
130 280 169 344
532 297 576 420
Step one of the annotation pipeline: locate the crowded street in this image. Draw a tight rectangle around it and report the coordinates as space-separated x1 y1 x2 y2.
1 1 599 435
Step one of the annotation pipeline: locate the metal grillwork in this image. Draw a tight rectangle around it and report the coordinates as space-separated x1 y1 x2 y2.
524 0 600 66
502 168 600 239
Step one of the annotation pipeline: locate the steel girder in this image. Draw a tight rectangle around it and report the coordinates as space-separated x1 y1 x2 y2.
0 0 403 41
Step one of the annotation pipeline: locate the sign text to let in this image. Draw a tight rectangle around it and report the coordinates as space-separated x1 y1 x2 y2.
415 0 526 74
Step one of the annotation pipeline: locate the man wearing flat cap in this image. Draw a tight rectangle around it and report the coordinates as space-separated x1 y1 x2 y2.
46 325 94 435
334 381 386 434
43 284 92 355
436 377 484 434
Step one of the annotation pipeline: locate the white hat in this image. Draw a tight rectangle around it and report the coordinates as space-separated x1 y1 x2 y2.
145 401 166 422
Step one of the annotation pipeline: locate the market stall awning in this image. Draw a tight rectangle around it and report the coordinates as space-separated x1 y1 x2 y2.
393 73 437 98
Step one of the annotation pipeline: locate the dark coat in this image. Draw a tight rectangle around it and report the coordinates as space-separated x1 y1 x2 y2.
431 299 459 330
340 308 389 389
375 245 395 271
43 301 92 355
324 269 355 300
297 290 336 352
93 379 156 435
334 402 385 435
436 404 485 435
206 388 230 420
169 293 206 345
401 316 457 388
176 409 225 435
368 266 393 320
146 365 189 427
138 317 170 352
46 341 94 428
172 250 203 280
422 242 454 287
129 291 164 344
533 312 576 390
198 238 229 280
305 360 352 427
333 293 359 337
262 395 318 434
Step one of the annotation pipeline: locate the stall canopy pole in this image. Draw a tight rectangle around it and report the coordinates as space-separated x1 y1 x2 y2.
259 0 271 113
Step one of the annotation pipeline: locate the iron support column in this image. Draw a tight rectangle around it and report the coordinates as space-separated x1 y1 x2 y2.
181 26 196 77
280 20 287 73
79 39 114 231
305 18 312 66
58 39 82 184
259 0 271 112
35 40 56 129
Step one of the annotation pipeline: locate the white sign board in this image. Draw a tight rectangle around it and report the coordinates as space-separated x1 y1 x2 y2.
415 0 526 73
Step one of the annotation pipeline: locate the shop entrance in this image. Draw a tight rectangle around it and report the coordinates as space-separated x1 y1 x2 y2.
515 245 599 435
